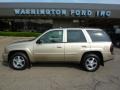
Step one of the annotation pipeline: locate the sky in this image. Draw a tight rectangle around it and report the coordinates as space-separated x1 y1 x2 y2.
0 0 120 4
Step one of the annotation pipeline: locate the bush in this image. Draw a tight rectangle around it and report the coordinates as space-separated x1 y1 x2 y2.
0 31 41 37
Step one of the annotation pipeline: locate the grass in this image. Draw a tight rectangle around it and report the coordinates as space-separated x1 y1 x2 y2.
0 31 41 37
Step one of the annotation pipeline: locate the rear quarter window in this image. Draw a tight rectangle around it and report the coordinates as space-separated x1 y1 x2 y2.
87 30 111 42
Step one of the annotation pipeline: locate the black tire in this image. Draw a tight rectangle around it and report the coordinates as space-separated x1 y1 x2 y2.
81 54 100 72
9 52 29 70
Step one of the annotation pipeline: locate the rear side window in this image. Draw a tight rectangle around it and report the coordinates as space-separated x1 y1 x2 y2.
87 30 110 42
67 30 86 42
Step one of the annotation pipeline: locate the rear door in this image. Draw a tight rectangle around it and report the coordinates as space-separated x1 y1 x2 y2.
65 29 90 61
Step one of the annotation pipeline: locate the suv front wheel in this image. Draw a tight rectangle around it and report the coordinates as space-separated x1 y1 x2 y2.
82 54 100 72
9 52 29 70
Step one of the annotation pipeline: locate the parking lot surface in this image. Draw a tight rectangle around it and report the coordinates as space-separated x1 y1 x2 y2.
0 36 120 90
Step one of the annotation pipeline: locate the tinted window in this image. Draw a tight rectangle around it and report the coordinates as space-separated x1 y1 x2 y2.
39 30 63 43
87 30 110 42
67 30 86 42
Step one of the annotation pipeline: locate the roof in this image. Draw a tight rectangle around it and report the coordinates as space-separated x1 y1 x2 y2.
51 28 102 30
0 3 119 10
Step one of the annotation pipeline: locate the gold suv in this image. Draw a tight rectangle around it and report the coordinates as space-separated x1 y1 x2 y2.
2 28 113 71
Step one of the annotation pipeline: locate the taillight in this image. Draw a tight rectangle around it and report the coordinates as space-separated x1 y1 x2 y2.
110 44 114 54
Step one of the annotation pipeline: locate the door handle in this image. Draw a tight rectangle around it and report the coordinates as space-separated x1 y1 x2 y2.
57 46 62 48
81 45 87 48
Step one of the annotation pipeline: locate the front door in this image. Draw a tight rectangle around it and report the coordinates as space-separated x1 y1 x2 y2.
33 30 64 61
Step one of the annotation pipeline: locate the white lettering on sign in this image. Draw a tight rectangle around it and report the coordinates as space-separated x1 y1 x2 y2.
14 9 111 17
96 10 111 17
14 9 20 14
70 9 93 16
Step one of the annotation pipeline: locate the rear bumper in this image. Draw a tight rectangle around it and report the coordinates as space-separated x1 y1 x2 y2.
103 52 113 61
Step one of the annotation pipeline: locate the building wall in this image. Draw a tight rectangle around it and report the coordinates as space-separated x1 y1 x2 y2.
53 19 80 28
0 3 120 19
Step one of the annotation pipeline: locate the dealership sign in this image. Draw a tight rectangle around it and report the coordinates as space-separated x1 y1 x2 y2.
14 9 111 17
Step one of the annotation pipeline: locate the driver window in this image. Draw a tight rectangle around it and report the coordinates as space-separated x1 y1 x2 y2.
38 30 63 43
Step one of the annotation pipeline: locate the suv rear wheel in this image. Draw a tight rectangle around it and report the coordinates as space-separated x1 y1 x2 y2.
82 54 100 72
9 52 29 70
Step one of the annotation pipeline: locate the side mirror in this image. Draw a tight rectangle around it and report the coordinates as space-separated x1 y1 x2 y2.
36 39 42 44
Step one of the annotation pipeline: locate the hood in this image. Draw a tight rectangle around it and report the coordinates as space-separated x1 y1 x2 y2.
7 39 34 50
12 39 33 44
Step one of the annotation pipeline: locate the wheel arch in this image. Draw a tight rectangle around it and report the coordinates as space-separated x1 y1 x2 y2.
81 51 104 66
8 50 31 67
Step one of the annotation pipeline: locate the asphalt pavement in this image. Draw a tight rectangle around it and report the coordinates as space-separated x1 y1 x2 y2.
0 36 120 90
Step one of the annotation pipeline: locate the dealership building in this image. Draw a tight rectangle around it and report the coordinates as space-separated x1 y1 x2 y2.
0 3 120 34
0 3 119 47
